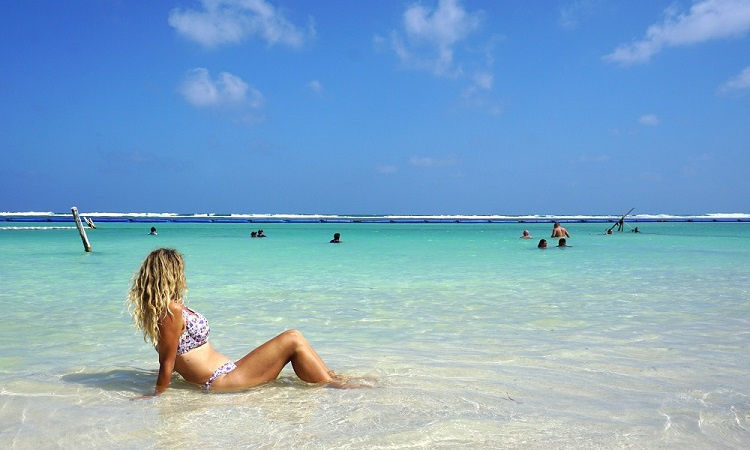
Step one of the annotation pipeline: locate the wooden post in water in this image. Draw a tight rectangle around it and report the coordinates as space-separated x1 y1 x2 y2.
71 206 92 252
607 207 634 233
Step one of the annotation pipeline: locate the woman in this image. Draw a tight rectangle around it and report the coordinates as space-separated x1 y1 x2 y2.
128 248 346 395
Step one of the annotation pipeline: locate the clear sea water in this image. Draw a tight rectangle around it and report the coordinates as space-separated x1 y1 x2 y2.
1 220 749 448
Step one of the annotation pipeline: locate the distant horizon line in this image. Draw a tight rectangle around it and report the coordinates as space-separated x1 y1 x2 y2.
2 210 749 224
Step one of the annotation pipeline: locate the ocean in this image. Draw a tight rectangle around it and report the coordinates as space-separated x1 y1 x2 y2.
1 215 748 448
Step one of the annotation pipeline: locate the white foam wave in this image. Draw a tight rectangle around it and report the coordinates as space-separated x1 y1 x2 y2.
2 211 749 222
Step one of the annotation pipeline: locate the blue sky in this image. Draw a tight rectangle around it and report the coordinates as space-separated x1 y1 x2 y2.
2 0 749 215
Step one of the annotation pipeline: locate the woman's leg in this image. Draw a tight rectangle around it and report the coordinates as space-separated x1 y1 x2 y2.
212 329 333 390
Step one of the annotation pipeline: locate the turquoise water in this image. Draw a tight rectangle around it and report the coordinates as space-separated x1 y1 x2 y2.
1 221 749 448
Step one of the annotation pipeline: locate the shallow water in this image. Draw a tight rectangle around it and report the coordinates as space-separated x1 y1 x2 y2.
1 222 749 448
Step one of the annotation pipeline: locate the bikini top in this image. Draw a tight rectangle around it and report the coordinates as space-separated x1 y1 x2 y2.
176 306 210 355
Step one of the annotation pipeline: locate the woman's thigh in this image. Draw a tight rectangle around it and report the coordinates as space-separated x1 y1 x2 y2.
211 333 294 389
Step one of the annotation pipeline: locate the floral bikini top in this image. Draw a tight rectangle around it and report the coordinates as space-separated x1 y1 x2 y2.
176 306 210 355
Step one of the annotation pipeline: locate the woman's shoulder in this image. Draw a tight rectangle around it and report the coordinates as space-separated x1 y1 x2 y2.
158 302 184 334
167 301 185 318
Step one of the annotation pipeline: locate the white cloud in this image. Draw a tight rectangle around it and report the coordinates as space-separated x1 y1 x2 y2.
604 0 750 65
460 71 500 113
681 154 712 175
558 0 600 31
306 79 324 94
168 0 313 48
688 153 714 162
472 71 494 90
638 114 660 126
179 68 264 109
98 149 190 174
641 171 662 182
376 165 398 174
385 0 499 113
719 66 750 93
410 155 458 168
488 105 503 116
558 6 578 30
390 0 482 76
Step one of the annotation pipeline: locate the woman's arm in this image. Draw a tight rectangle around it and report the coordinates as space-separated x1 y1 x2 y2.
153 304 183 396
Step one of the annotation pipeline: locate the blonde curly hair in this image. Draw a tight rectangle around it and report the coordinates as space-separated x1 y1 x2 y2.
127 248 187 346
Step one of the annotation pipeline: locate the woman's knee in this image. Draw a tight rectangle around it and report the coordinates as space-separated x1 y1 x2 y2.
278 329 306 348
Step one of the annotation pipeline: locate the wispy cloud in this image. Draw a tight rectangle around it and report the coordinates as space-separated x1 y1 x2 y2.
604 0 750 65
682 153 713 175
380 0 499 111
578 153 612 163
97 149 190 174
410 155 458 168
376 164 398 174
168 0 314 48
460 70 498 110
390 0 482 77
641 171 662 182
718 66 750 94
179 68 264 109
638 114 660 126
306 79 324 94
558 0 600 31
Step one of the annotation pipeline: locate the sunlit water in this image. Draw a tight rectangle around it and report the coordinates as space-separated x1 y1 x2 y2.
1 221 748 448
